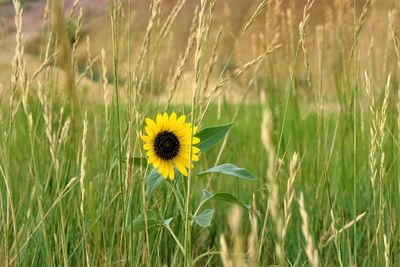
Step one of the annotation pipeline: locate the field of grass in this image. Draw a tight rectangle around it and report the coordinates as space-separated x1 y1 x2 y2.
1 0 400 266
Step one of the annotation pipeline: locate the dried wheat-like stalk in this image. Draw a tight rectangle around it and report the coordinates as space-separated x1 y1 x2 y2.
328 210 343 267
282 152 300 241
263 0 281 63
384 234 390 267
260 108 285 263
11 0 27 98
350 0 371 61
298 193 319 267
199 36 280 125
261 108 276 183
41 0 51 31
135 0 161 74
4 4 25 263
60 117 72 145
159 0 187 39
315 25 325 111
75 37 100 89
365 73 390 253
230 206 245 266
365 72 378 188
70 0 80 17
202 26 223 99
320 212 366 247
247 194 258 264
101 49 111 118
38 84 59 173
220 235 232 267
243 0 269 34
389 11 400 71
378 75 391 186
233 49 273 78
299 0 316 87
219 206 248 267
165 8 198 108
80 112 88 216
193 5 221 132
286 9 295 59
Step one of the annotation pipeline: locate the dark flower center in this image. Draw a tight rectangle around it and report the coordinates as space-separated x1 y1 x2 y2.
154 131 180 160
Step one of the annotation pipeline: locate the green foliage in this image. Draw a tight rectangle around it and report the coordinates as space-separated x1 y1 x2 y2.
196 123 233 152
130 210 160 233
193 209 214 228
197 163 257 180
147 168 165 198
202 191 251 209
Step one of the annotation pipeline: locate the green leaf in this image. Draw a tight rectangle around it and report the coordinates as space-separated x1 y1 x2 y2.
202 189 214 200
147 167 182 198
203 190 251 209
147 168 165 198
196 123 233 152
163 217 173 226
130 210 160 232
197 163 257 180
193 209 214 228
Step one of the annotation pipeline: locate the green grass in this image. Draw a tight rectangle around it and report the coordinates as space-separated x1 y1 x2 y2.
1 84 399 265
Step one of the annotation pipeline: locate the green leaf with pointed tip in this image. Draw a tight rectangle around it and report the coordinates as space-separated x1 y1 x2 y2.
196 123 233 152
147 167 182 198
197 164 257 180
193 209 214 228
202 191 251 209
147 168 165 198
202 189 214 200
164 218 174 226
130 210 160 232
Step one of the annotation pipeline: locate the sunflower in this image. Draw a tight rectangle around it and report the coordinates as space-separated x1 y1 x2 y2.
141 112 200 180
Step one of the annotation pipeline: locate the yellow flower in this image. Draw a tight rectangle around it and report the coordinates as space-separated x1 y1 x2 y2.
141 112 200 180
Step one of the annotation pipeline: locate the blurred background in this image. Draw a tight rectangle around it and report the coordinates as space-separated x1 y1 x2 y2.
1 0 399 103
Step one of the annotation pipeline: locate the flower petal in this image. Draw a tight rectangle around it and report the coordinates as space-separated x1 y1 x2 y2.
176 155 190 168
173 158 188 176
168 164 175 180
148 155 155 164
144 143 153 150
146 150 155 157
162 113 169 131
145 126 154 137
153 157 161 168
168 112 178 131
156 114 164 132
180 145 200 154
177 115 186 125
162 161 170 179
146 118 157 131
178 151 199 161
158 160 165 176
141 135 152 143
